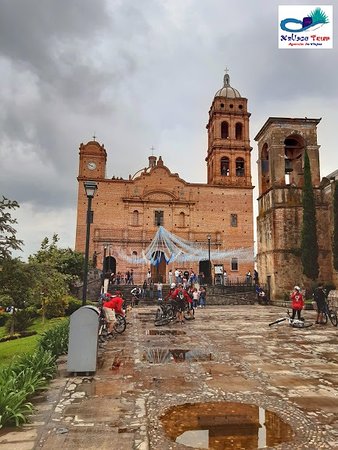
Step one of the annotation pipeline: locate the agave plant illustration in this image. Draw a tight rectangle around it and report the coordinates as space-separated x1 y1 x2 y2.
309 7 329 25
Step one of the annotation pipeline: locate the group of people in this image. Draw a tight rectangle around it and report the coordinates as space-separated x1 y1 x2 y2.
164 283 207 324
109 270 134 286
290 283 329 324
168 268 203 286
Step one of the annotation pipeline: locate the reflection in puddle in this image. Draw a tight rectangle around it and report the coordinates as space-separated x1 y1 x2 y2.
146 329 186 336
144 348 212 364
161 401 293 449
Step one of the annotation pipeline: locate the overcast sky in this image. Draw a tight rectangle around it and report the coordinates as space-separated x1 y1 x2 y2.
1 0 337 260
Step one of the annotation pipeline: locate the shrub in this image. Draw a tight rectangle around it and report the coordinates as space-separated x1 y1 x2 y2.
65 296 82 316
0 320 69 429
5 309 35 334
0 377 34 428
38 319 69 358
0 348 57 428
0 311 10 327
45 296 68 319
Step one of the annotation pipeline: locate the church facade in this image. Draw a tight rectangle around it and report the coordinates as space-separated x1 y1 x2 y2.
75 74 255 284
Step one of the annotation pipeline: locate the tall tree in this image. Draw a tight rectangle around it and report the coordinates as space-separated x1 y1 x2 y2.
301 150 319 280
0 196 23 261
333 181 338 270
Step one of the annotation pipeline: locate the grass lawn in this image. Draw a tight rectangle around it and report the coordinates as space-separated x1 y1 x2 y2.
0 317 66 368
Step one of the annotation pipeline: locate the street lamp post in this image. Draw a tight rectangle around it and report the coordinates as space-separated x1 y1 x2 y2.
82 181 98 306
207 234 211 285
101 245 107 293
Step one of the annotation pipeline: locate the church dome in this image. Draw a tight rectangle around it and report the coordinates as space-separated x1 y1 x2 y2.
214 72 241 98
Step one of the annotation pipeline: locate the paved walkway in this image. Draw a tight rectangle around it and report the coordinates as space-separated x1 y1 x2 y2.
0 305 337 449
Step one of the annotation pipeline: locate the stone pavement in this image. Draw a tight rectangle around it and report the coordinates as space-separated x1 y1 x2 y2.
0 304 337 449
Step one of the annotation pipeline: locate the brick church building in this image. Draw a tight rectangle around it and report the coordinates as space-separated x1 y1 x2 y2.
75 73 255 284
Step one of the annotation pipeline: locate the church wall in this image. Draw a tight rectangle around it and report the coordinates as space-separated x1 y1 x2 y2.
76 168 254 284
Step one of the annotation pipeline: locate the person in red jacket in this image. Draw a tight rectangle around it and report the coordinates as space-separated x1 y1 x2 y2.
170 284 190 324
103 292 125 333
290 286 304 321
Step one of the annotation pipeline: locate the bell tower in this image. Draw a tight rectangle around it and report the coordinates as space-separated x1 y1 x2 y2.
206 72 252 187
78 140 107 180
254 117 327 299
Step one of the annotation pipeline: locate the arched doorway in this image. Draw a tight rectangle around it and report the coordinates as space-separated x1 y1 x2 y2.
199 260 212 285
104 256 116 278
151 251 166 283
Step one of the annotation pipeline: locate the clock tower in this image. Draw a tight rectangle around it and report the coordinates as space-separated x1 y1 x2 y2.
78 140 107 180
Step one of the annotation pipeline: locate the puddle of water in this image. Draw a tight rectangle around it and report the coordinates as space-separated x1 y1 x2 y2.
161 401 293 449
146 329 186 336
143 348 212 364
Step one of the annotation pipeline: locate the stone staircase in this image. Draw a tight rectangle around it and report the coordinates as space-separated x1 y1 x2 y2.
109 283 257 306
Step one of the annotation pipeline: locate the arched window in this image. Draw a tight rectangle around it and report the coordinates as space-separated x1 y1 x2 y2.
261 143 270 193
235 123 243 140
220 157 230 176
221 121 229 139
236 158 245 177
179 212 185 227
132 210 139 226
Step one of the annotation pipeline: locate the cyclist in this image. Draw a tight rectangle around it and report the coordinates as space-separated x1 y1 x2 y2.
103 291 125 333
130 286 141 306
313 283 327 325
170 283 190 324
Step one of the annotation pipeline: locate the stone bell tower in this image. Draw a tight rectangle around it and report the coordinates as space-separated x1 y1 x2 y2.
206 71 252 188
255 117 331 299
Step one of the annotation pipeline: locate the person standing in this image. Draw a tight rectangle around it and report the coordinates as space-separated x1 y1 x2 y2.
142 280 147 299
147 269 152 285
174 268 180 284
290 286 304 321
199 286 207 308
313 283 327 324
156 281 163 300
168 269 173 285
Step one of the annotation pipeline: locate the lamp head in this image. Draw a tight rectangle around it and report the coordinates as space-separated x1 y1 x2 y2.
84 180 98 198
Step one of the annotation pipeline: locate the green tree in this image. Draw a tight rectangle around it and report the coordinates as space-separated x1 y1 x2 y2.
301 150 319 280
0 196 23 261
27 262 68 321
0 258 34 334
27 235 84 320
29 234 85 286
333 181 338 270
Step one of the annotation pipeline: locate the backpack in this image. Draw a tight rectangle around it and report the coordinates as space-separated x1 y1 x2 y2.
177 291 185 301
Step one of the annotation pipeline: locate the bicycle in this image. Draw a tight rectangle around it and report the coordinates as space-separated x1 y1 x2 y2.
269 310 313 328
319 300 338 327
98 307 127 341
154 300 177 326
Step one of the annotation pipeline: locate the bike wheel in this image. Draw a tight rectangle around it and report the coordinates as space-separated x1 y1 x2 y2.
154 317 171 326
113 315 127 334
329 310 338 327
322 312 328 325
155 308 163 321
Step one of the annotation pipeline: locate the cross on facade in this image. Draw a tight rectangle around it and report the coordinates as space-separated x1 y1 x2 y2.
150 146 155 155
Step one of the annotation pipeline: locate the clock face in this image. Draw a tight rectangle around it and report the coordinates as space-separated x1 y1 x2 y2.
87 161 97 170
